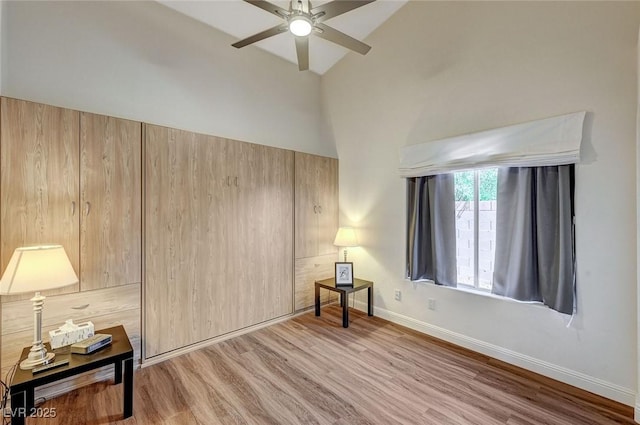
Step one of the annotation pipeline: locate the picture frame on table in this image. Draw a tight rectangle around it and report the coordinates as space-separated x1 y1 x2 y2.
335 262 354 286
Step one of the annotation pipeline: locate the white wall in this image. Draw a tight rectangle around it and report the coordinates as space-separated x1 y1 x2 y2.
323 1 640 405
636 25 640 423
2 0 334 157
0 0 4 95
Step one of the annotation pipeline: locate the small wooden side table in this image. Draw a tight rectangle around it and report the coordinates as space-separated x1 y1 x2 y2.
315 277 373 328
8 325 134 425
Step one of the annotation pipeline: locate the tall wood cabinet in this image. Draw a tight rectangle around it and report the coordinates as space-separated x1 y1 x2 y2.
0 97 338 370
0 98 143 393
1 98 81 298
144 125 293 358
0 98 142 294
293 152 339 311
294 152 339 260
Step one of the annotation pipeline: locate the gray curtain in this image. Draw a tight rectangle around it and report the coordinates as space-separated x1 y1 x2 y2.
406 175 457 286
492 165 575 314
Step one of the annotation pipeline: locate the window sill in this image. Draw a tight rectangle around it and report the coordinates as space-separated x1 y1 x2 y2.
407 278 546 307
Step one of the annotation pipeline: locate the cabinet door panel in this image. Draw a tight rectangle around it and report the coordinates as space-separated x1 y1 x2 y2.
316 156 339 256
232 142 293 327
80 113 141 290
294 152 320 259
295 152 338 259
295 254 336 311
144 125 227 357
0 98 80 300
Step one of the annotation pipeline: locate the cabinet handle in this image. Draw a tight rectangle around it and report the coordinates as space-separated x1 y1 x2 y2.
85 202 91 216
71 304 89 310
71 201 76 216
318 205 322 214
226 176 230 186
234 177 238 187
313 205 317 214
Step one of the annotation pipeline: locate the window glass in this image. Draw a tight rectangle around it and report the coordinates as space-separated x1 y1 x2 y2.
454 169 497 290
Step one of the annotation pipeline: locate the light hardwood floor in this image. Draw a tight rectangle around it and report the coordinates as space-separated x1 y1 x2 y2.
24 306 634 424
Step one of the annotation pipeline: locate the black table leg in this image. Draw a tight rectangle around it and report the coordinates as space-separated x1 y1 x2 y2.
368 287 373 316
9 389 26 425
115 359 123 384
339 293 344 307
26 387 35 413
123 357 133 418
315 285 321 316
342 293 349 328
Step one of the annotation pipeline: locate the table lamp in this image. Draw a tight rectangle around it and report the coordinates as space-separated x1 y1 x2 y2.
333 227 359 262
0 245 78 370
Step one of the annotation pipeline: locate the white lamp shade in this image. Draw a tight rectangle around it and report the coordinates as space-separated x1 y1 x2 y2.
333 227 359 247
0 245 78 295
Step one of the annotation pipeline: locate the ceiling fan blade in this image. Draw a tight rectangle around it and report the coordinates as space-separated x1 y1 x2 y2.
232 24 288 49
295 36 309 71
314 23 371 55
243 0 290 18
311 0 376 23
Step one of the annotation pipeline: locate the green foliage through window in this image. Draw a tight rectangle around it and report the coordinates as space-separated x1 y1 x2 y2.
454 169 497 201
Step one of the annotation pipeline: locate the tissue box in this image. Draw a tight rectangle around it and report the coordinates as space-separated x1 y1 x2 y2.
49 320 95 349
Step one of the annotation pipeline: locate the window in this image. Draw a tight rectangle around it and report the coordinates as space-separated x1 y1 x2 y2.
454 169 497 291
402 112 583 314
406 165 576 314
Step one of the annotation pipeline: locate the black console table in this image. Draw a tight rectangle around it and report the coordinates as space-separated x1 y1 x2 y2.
8 325 134 425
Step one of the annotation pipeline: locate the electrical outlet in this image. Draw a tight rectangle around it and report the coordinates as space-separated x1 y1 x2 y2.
428 298 436 311
394 289 401 301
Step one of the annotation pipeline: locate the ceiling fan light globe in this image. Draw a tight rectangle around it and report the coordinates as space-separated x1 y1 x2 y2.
289 17 312 37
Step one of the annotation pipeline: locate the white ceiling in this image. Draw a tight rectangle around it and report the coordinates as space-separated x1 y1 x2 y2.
159 0 407 74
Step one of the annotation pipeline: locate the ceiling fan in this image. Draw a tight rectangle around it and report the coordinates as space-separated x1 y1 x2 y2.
232 0 376 71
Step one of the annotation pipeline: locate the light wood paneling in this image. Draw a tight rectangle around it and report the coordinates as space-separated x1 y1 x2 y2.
144 125 293 358
294 152 319 259
316 155 339 256
295 253 337 311
1 283 141 380
0 98 80 301
145 125 225 357
80 112 142 291
231 141 293 327
294 152 338 259
25 308 636 425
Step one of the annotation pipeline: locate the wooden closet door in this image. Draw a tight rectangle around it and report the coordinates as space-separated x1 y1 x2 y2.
144 125 227 357
316 156 338 256
0 98 80 299
294 152 320 259
198 135 232 340
80 113 142 291
294 152 338 259
231 142 293 328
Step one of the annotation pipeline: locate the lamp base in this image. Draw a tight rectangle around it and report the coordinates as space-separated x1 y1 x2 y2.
20 351 55 370
20 291 55 370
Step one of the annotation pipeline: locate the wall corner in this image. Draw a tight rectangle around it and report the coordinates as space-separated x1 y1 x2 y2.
0 0 4 95
635 22 640 425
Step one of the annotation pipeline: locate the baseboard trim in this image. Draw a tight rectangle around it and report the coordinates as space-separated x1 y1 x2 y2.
635 401 640 423
354 300 635 406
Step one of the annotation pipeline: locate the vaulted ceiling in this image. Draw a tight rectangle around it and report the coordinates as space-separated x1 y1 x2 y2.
159 0 407 74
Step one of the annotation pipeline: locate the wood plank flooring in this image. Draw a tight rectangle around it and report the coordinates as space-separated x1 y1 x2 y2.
22 306 635 424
